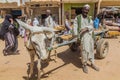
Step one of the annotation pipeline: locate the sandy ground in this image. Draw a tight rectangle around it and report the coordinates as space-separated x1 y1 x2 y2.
0 37 120 80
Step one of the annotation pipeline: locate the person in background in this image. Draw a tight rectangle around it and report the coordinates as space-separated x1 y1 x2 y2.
73 4 99 73
12 16 20 53
24 18 32 46
26 19 32 26
116 16 120 24
53 16 59 27
32 17 39 26
45 9 54 28
93 14 100 29
18 16 25 38
1 14 19 55
64 14 72 34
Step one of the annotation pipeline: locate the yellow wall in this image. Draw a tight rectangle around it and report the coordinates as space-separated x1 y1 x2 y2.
64 3 95 17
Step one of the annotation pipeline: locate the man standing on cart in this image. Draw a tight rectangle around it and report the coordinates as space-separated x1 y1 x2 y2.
73 4 99 73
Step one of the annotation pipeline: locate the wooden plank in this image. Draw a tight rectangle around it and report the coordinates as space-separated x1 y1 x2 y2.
0 2 18 8
102 0 120 1
101 1 120 6
62 0 98 3
31 0 60 1
25 0 60 7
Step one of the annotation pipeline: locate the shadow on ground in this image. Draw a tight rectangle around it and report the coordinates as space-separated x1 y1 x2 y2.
22 48 83 80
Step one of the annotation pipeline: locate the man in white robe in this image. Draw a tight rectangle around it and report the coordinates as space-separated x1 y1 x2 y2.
73 4 99 73
64 14 72 34
33 17 39 26
45 10 54 28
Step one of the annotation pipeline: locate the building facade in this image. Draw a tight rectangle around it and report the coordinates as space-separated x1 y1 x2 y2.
25 0 61 24
1 0 119 25
96 0 120 13
0 0 29 18
61 0 98 24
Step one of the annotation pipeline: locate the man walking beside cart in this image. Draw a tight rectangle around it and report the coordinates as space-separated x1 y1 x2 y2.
73 4 99 73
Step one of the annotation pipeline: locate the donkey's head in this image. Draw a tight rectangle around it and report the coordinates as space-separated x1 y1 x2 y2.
17 19 55 60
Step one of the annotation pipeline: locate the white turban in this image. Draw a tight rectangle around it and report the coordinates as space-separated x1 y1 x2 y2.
83 4 90 9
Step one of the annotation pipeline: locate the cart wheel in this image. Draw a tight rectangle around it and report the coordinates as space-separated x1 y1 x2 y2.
69 42 78 52
96 39 109 59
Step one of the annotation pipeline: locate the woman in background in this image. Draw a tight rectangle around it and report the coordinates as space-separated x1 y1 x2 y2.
1 14 18 56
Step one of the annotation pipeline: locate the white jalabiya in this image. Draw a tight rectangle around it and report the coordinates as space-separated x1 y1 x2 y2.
33 18 39 26
45 15 54 28
73 15 94 64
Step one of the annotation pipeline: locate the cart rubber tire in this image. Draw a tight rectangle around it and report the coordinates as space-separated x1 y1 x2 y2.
96 39 109 59
69 42 78 52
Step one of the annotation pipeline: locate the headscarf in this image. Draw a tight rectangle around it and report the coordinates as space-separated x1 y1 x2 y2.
3 14 12 26
83 4 90 9
5 14 12 21
1 14 13 34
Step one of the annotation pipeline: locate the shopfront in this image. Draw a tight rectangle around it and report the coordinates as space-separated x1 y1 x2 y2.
0 0 27 18
25 0 61 24
0 2 21 17
62 0 98 24
97 0 120 13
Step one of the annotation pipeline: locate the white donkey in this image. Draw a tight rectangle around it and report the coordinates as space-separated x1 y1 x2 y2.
17 19 55 80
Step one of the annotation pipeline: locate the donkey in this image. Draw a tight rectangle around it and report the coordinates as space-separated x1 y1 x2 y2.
17 19 55 80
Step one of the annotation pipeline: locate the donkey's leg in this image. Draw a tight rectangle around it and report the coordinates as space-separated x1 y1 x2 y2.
29 50 35 78
37 59 41 80
48 49 57 62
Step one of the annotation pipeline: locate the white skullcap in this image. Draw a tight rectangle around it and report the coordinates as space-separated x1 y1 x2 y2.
34 18 37 20
83 4 90 9
46 9 51 13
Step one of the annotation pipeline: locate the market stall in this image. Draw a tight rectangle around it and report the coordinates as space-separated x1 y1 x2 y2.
25 0 61 24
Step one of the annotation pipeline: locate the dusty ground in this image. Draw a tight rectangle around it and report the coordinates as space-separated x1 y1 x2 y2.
0 37 120 80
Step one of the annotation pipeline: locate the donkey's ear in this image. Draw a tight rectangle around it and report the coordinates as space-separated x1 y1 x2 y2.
16 19 33 31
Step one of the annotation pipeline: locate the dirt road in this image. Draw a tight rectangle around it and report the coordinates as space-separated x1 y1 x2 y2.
0 37 120 80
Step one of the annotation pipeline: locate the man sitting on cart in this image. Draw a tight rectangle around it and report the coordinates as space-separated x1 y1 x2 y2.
73 4 99 73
